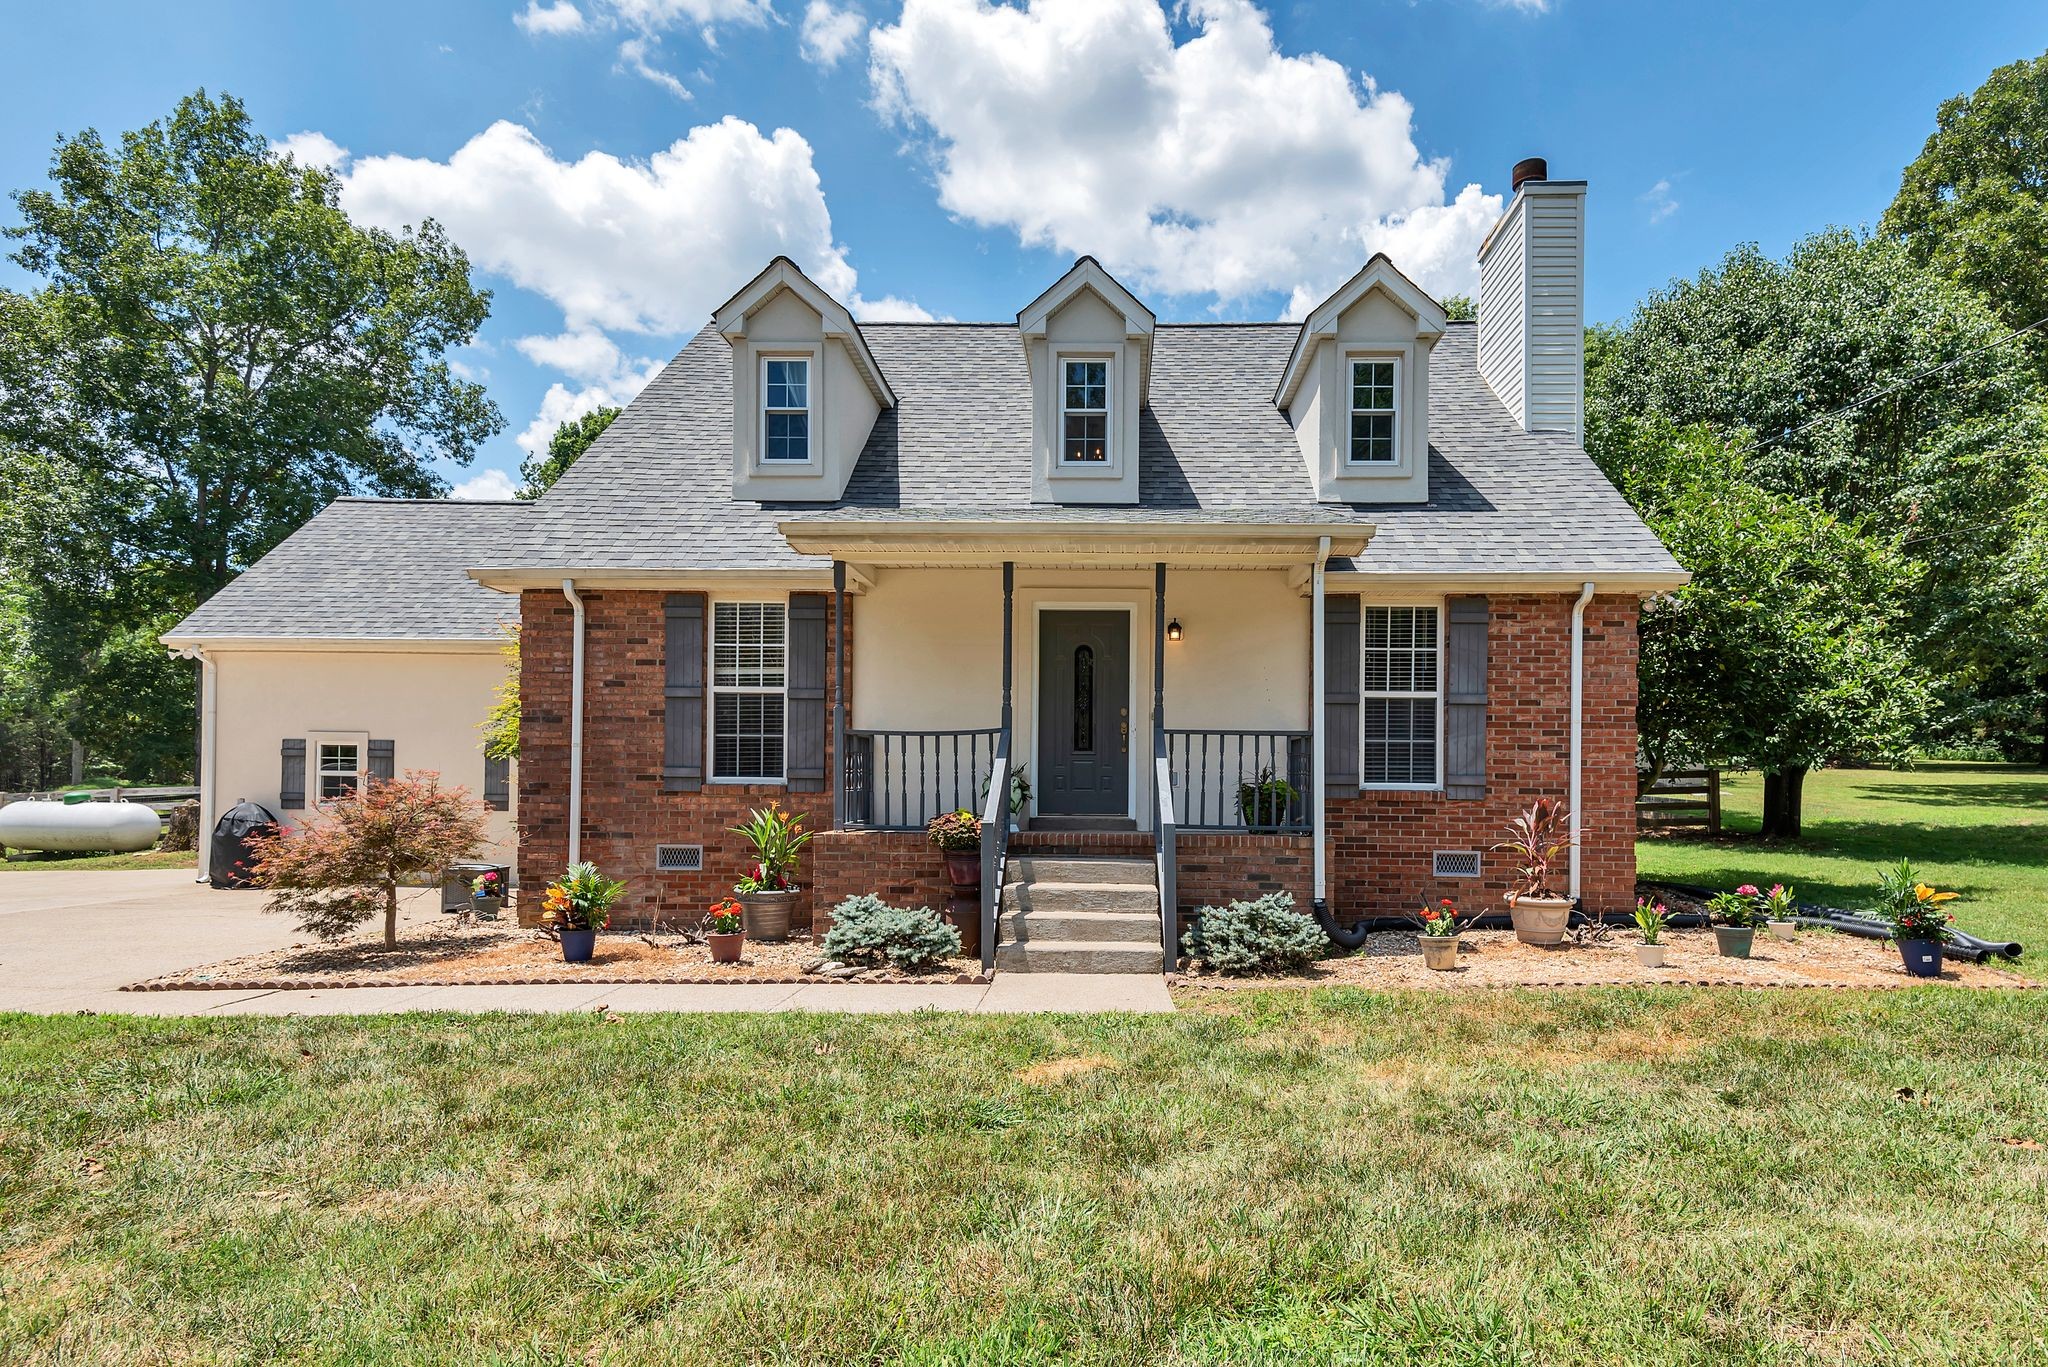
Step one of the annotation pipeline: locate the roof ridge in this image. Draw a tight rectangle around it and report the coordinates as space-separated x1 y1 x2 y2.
333 496 532 507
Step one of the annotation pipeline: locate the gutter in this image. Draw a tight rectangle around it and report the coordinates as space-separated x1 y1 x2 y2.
168 645 217 883
1569 581 1595 899
563 578 586 866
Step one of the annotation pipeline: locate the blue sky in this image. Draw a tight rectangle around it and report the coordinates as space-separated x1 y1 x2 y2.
4 0 2043 498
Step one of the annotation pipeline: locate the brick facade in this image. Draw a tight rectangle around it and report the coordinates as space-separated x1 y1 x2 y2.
517 586 1638 931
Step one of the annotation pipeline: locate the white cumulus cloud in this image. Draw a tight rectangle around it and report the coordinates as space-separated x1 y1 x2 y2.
451 467 519 499
586 0 772 34
800 1 866 67
514 0 587 35
869 0 1502 309
271 131 351 172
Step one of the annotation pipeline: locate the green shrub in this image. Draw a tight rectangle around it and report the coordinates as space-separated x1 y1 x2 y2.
1181 892 1325 975
822 895 962 970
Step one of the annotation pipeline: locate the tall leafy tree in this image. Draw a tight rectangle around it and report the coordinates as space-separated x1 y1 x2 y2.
517 405 618 499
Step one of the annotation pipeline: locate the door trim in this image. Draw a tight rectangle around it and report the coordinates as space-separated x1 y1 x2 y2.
1029 603 1138 822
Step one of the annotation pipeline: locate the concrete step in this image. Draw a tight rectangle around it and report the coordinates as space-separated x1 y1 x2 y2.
1002 881 1158 915
1005 857 1154 886
1029 815 1138 833
995 939 1164 974
1002 907 1160 944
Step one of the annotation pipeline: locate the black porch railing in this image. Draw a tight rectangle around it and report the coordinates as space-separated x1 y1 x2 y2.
1165 729 1313 833
842 727 1003 832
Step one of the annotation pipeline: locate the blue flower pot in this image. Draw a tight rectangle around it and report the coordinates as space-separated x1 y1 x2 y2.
1898 939 1944 978
559 928 597 963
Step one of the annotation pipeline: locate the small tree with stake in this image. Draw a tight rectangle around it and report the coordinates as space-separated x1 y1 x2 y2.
249 772 489 948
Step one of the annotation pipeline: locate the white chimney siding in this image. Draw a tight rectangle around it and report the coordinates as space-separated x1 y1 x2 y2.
1476 173 1587 440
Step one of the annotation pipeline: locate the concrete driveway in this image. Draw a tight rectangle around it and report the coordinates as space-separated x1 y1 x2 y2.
0 870 1172 1015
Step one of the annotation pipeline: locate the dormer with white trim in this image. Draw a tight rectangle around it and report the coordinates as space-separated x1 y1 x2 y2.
1274 254 1447 505
1017 257 1155 505
714 257 895 502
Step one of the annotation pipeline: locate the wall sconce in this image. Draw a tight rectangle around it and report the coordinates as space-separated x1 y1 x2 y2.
1166 618 1183 642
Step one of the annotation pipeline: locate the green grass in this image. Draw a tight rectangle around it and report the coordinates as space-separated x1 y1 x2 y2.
1639 762 2048 965
4 991 2048 1364
0 848 194 872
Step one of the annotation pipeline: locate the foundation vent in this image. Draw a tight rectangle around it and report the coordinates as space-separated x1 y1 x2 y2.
1432 850 1481 879
655 844 705 873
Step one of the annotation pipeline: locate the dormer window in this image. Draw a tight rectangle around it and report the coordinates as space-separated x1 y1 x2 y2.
1061 359 1109 463
762 357 811 462
1348 358 1398 464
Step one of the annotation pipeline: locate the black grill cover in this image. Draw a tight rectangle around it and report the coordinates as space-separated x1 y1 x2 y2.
209 800 281 889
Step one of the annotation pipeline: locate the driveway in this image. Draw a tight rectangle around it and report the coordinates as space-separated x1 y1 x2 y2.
0 870 1172 1014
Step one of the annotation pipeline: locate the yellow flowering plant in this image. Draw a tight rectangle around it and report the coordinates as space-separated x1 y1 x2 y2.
541 861 627 932
1874 858 1958 943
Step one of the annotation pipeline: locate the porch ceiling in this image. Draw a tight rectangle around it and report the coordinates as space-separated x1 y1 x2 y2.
777 518 1372 570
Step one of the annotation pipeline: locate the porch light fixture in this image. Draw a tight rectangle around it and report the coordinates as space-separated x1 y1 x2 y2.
1166 618 1183 642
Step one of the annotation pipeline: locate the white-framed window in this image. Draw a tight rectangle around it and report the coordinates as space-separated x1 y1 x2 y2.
1361 604 1440 788
1060 357 1110 463
711 601 787 781
761 357 811 463
316 741 361 802
1348 357 1399 464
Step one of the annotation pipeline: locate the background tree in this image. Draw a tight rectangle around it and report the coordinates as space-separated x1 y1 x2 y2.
0 90 502 778
1439 293 1476 321
517 405 618 499
249 772 489 947
480 627 519 761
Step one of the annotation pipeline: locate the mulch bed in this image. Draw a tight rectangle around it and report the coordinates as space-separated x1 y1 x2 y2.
124 921 988 991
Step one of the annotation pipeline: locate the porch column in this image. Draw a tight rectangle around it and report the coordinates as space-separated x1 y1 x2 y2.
832 559 846 829
1000 561 1014 737
1152 561 1166 755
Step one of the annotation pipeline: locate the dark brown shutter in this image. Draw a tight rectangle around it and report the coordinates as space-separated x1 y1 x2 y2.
786 592 828 791
1443 596 1489 799
367 739 395 783
484 753 511 811
1323 595 1360 795
279 738 305 810
663 593 706 792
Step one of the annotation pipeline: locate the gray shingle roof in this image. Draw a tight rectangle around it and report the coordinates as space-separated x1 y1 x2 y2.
165 498 529 642
495 321 1680 578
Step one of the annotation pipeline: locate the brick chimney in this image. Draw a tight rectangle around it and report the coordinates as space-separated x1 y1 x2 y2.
1476 158 1587 439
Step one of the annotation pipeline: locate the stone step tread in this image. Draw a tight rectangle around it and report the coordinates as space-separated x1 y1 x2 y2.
1004 858 1157 886
1001 884 1160 915
1001 909 1160 944
994 940 1165 974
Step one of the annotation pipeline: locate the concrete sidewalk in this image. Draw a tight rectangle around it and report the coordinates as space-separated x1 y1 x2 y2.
0 870 1173 1015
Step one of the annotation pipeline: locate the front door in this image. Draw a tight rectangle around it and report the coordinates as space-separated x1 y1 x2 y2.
1038 611 1130 816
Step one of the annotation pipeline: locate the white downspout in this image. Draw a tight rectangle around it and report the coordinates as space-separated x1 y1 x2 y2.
1568 581 1595 900
562 579 586 866
172 645 218 883
1311 536 1331 908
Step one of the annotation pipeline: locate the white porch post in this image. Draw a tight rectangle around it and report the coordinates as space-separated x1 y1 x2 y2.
832 560 847 829
1311 536 1330 910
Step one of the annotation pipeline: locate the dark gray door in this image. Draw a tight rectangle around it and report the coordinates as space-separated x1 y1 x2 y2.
1038 611 1130 816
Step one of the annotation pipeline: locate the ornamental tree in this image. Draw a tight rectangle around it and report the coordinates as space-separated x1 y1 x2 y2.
249 771 489 947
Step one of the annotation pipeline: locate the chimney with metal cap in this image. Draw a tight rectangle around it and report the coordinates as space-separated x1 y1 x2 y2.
1476 157 1587 439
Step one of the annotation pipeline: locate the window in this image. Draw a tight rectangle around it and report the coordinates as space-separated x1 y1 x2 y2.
1361 605 1439 787
712 601 786 780
1348 358 1399 464
1061 358 1109 463
317 742 361 802
762 357 810 462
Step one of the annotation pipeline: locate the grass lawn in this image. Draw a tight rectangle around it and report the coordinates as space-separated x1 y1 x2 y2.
0 849 194 873
1639 762 2048 967
4 991 2047 1364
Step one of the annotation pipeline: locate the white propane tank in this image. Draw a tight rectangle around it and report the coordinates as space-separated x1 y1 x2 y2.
0 799 163 853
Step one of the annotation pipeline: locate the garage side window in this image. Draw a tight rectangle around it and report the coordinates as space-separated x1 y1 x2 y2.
317 742 361 801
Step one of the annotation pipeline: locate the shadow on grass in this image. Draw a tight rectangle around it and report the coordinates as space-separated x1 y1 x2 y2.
1850 780 2048 809
1678 818 2044 869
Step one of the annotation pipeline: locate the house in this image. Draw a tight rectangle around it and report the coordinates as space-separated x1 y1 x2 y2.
465 159 1687 971
162 498 528 881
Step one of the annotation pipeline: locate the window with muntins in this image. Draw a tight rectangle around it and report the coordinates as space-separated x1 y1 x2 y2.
712 601 786 780
763 358 810 462
1361 605 1439 786
1348 359 1398 464
1061 359 1109 463
317 742 361 802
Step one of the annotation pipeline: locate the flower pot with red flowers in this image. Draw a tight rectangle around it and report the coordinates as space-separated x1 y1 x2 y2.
730 803 812 942
1707 889 1764 958
1494 798 1575 946
469 868 505 920
1876 858 1956 978
1412 898 1467 970
541 862 626 963
704 897 746 963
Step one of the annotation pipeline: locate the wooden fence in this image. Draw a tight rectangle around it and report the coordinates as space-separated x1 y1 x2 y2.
1636 769 1720 834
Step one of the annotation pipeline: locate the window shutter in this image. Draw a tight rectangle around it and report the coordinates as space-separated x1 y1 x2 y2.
663 593 706 792
1323 596 1360 795
786 591 828 791
368 739 395 783
1444 596 1489 799
279 738 305 810
484 753 511 811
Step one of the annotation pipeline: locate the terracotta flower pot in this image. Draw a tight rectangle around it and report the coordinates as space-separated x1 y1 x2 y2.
943 899 981 960
1506 893 1572 947
707 930 745 963
942 849 982 892
1419 935 1459 971
1635 943 1666 969
1712 926 1754 959
740 890 797 942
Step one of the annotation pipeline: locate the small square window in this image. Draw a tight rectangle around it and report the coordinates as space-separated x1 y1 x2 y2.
317 742 360 801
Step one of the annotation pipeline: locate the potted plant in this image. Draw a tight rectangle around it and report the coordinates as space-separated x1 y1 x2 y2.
541 861 625 963
469 868 504 921
1494 798 1574 946
979 764 1032 831
1237 767 1298 832
730 802 812 942
925 808 984 958
704 896 746 963
1875 858 1957 978
1706 888 1764 958
1633 896 1669 968
1412 897 1466 971
1760 883 1798 941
